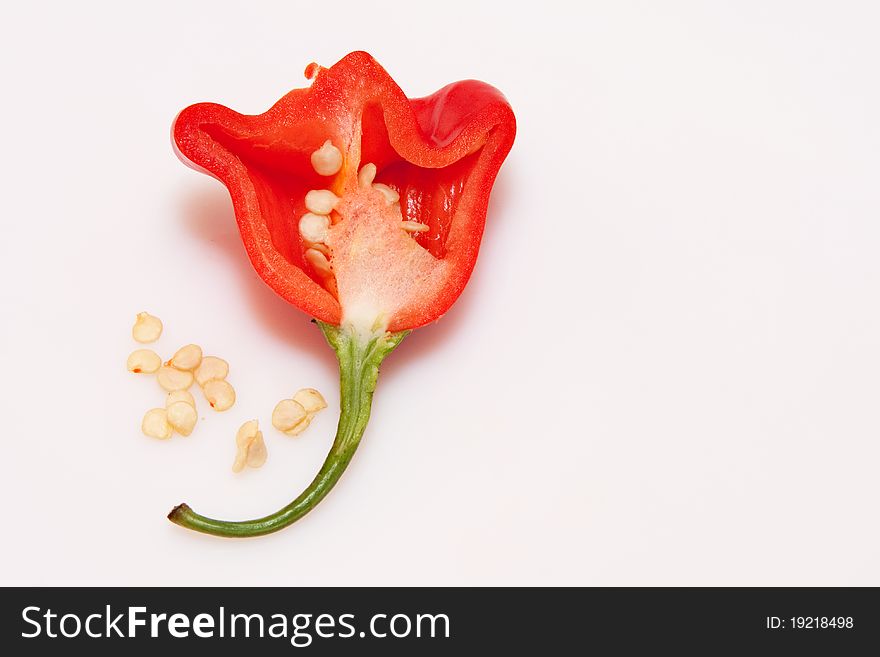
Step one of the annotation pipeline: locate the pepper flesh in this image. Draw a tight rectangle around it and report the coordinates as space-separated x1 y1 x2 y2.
168 52 515 537
173 51 515 334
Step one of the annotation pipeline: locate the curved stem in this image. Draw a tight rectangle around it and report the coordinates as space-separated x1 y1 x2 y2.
167 321 408 538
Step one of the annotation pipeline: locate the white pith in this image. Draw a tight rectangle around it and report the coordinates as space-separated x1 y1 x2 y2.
303 142 448 337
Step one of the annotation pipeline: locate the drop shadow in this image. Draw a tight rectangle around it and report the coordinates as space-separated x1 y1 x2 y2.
177 182 333 369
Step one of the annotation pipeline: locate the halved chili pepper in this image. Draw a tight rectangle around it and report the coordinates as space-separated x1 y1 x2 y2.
168 51 515 537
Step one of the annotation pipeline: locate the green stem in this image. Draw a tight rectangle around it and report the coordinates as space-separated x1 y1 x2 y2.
167 321 408 538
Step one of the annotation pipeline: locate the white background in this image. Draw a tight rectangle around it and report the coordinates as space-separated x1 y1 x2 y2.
1 1 878 586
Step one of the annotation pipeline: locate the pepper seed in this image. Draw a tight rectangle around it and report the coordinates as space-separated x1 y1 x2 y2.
203 379 235 411
373 183 399 205
132 312 163 343
142 408 173 440
293 388 328 414
233 420 266 472
194 356 229 387
157 365 194 392
305 189 340 215
167 401 198 436
358 162 377 188
271 399 308 432
166 390 196 408
127 348 162 374
171 344 203 371
310 140 343 176
299 213 330 244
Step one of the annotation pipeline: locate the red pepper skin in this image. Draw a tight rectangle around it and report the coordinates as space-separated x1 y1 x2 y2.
173 51 515 332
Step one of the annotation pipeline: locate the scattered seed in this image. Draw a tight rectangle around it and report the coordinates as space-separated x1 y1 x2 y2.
299 212 330 244
142 408 172 440
132 312 162 343
271 399 308 432
358 162 377 188
166 390 196 408
401 220 430 233
127 349 161 374
247 434 268 468
310 140 343 176
203 379 235 411
284 414 314 437
304 189 340 215
171 344 203 371
157 365 194 392
194 356 229 387
247 431 269 468
293 388 328 414
167 401 198 436
372 183 399 205
236 420 259 446
233 420 266 472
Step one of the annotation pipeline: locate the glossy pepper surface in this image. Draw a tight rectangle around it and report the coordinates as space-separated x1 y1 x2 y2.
168 51 515 537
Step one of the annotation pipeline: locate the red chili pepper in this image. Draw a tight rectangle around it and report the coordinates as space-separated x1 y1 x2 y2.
168 52 515 537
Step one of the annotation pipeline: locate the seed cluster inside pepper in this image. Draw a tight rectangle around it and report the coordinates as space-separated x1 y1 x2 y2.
297 138 434 311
